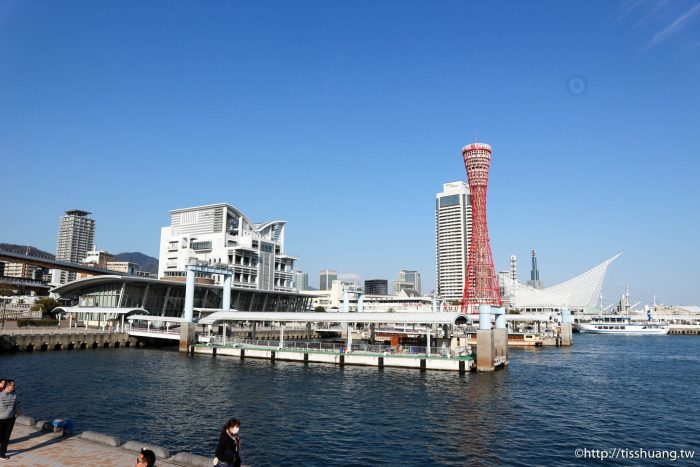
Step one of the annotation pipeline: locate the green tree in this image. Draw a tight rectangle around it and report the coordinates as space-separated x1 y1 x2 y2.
387 307 395 313
31 297 60 316
315 306 326 312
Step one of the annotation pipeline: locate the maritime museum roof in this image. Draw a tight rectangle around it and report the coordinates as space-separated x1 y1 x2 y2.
502 254 621 309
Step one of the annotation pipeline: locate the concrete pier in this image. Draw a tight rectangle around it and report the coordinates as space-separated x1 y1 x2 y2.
475 305 496 372
194 344 475 372
6 415 211 466
179 323 196 353
0 330 137 353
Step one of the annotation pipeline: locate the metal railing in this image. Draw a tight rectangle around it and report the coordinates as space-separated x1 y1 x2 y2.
128 325 180 335
200 336 460 357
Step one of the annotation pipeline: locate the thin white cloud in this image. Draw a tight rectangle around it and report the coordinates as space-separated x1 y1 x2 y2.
634 0 671 28
648 2 700 48
604 0 643 26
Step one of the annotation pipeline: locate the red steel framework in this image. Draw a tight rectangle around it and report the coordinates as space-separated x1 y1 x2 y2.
461 143 502 313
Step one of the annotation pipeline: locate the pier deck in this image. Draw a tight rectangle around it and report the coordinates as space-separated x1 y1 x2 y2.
194 343 475 372
7 423 188 466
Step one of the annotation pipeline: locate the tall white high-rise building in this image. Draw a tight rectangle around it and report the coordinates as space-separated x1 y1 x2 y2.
435 181 472 302
51 210 96 285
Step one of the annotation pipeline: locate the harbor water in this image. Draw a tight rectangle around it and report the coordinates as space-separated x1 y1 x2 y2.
2 334 699 466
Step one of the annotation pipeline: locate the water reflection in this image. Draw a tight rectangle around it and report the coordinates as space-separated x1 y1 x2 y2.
1 335 699 466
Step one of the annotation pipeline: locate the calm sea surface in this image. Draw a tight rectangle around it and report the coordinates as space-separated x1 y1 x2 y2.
2 334 699 466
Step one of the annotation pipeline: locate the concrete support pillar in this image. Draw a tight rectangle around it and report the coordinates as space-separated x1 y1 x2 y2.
252 322 257 340
479 305 492 330
342 289 349 314
346 323 352 352
426 326 431 355
306 322 312 339
223 323 227 346
493 307 508 364
369 323 375 342
184 268 196 323
561 307 573 346
357 294 364 313
476 305 495 372
179 322 195 353
279 324 284 348
222 274 232 311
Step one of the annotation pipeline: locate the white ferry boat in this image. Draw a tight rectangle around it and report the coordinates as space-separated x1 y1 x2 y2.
576 315 669 335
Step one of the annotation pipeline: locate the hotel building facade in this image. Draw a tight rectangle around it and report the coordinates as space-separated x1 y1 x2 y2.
435 181 472 303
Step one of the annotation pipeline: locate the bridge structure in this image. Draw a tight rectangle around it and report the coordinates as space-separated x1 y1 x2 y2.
0 249 122 279
0 276 50 293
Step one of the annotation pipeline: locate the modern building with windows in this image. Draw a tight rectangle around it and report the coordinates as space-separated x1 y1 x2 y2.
293 270 308 291
435 181 472 303
107 261 139 276
51 210 96 285
158 203 297 292
392 270 421 295
53 274 312 322
364 279 388 296
319 269 337 291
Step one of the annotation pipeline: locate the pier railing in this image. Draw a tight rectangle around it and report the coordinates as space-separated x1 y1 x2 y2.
203 336 454 357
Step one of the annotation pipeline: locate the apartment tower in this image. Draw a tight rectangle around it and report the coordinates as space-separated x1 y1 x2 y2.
51 210 96 284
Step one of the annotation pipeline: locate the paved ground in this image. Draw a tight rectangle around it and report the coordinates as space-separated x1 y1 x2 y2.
7 423 184 466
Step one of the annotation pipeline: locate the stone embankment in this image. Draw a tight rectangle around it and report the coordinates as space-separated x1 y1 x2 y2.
8 414 211 466
0 329 138 352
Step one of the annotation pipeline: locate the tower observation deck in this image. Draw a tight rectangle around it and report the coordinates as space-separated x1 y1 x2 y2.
461 143 502 313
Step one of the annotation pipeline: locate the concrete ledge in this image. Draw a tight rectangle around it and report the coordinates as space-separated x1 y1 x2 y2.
80 430 121 447
16 415 35 426
123 440 170 459
171 452 213 467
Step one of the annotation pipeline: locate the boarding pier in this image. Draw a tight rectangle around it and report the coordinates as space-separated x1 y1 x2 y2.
188 310 488 372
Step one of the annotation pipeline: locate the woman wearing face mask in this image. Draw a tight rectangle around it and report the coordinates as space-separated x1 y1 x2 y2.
214 418 242 467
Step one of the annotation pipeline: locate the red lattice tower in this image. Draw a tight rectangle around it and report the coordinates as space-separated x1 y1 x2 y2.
460 142 502 313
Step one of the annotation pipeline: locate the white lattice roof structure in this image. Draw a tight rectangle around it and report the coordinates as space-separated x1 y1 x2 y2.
502 254 621 309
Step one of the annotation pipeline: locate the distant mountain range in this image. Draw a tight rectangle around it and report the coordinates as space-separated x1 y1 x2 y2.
0 243 159 274
0 243 55 259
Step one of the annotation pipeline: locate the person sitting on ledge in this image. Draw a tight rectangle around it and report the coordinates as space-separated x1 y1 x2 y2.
136 448 156 467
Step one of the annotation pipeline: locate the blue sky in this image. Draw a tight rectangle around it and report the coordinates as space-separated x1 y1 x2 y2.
1 0 699 305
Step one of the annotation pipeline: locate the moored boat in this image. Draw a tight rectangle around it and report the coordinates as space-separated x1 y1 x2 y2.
575 315 669 335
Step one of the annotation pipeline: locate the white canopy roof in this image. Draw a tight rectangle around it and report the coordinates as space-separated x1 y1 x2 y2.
198 311 469 326
55 306 149 315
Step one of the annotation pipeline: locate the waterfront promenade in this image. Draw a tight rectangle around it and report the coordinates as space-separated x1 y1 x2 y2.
8 420 209 466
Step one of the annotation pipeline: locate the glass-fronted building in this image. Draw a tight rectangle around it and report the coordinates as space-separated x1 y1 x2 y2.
53 275 312 321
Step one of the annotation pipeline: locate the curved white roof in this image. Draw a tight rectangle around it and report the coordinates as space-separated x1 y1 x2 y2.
54 306 149 315
503 254 621 308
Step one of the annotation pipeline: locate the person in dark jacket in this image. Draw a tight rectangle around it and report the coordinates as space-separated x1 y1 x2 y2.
214 418 242 467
